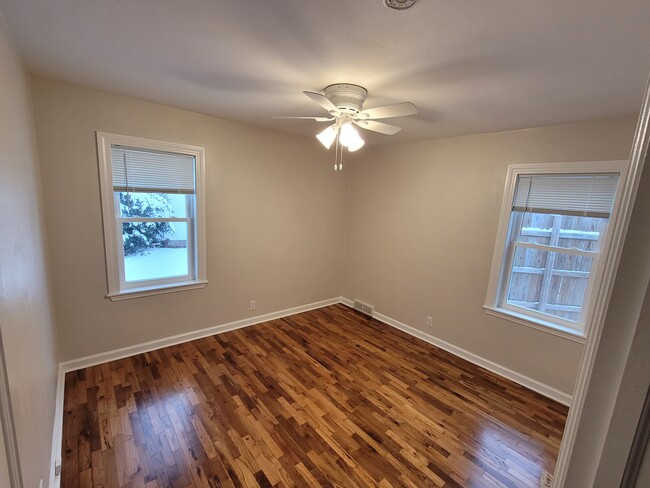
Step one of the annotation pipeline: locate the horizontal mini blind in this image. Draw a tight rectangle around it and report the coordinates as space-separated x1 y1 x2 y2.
111 146 196 194
513 173 619 218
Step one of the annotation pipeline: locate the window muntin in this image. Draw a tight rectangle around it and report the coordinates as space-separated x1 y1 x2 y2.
486 166 622 339
97 133 206 300
501 212 604 327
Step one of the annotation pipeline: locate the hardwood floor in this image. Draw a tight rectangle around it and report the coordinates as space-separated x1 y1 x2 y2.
61 304 567 488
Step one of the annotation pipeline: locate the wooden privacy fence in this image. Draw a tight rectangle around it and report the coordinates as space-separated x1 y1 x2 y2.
507 213 603 323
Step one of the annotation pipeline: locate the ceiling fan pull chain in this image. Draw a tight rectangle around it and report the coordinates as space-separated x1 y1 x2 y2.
334 136 340 171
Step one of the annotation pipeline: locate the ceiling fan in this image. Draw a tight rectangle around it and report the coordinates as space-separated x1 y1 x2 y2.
277 83 418 170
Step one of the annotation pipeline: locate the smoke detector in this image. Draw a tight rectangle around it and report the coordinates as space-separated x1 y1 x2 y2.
383 0 420 10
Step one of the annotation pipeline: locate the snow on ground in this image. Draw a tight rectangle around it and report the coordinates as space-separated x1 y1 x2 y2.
124 247 188 282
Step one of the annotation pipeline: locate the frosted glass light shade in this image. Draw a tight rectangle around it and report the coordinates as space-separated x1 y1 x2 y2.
346 136 365 152
339 123 364 151
316 126 337 149
338 123 358 147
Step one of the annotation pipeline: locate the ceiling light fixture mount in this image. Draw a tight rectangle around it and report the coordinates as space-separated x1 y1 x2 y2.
323 84 368 115
276 83 417 171
383 0 420 10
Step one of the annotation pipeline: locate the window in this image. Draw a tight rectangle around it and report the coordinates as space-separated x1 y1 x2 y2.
97 133 206 300
485 162 625 340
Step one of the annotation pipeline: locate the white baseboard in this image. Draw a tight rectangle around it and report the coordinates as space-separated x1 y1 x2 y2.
60 297 341 373
339 297 354 307
51 297 342 487
340 297 572 406
51 295 569 484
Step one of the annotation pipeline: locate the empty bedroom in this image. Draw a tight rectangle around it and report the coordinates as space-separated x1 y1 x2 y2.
1 1 649 488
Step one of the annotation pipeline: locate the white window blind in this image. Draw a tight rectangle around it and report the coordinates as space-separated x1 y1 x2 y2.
513 174 619 218
111 146 196 194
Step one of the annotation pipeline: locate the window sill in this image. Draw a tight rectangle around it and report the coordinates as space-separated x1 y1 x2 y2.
483 305 587 344
107 280 207 301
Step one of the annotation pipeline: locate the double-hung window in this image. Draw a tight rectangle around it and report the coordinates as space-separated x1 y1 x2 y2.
485 162 625 340
97 133 206 300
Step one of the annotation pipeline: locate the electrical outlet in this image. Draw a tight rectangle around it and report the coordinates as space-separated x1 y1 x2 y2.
249 300 256 311
426 316 433 327
39 480 44 488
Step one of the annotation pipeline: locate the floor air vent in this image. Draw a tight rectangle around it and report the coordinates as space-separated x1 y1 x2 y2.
353 299 374 316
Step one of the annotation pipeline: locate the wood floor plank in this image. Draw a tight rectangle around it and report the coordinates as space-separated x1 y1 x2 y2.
62 304 567 487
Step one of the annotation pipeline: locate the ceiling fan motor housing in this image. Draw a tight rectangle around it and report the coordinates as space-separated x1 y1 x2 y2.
384 0 420 10
324 84 368 115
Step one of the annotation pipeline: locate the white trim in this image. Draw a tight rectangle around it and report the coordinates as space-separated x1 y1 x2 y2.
339 297 355 307
106 280 207 301
0 329 23 488
339 297 572 405
50 293 573 488
61 294 573 404
484 160 627 339
194 141 207 290
512 240 597 258
552 79 650 487
60 297 341 372
483 306 586 343
48 364 64 488
51 296 341 487
95 132 207 299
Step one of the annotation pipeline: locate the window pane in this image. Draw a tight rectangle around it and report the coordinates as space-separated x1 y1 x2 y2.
517 212 605 251
516 211 555 245
506 246 547 310
506 245 594 323
122 222 189 282
546 254 594 322
557 215 604 252
118 192 187 218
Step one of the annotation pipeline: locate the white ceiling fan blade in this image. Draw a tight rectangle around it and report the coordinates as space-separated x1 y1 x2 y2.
354 119 402 135
274 116 335 122
357 102 418 120
303 91 340 115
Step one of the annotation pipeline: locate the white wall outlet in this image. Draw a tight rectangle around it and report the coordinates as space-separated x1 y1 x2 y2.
249 300 256 311
426 316 433 327
39 480 44 488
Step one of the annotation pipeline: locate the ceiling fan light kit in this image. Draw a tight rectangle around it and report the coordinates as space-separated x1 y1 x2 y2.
338 123 364 151
278 83 417 171
316 125 337 150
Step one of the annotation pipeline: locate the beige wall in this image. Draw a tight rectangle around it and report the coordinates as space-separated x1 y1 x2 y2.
30 77 350 362
30 74 638 397
0 18 59 488
343 116 637 395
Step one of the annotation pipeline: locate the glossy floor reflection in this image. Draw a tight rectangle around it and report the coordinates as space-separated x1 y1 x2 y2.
61 304 567 487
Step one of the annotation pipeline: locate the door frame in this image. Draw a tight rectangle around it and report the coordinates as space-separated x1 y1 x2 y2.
552 76 650 486
0 326 23 488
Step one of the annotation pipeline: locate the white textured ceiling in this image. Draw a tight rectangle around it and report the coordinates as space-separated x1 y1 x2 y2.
1 0 649 144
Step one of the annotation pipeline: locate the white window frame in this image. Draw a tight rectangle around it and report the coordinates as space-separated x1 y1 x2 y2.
96 132 207 301
484 161 628 342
